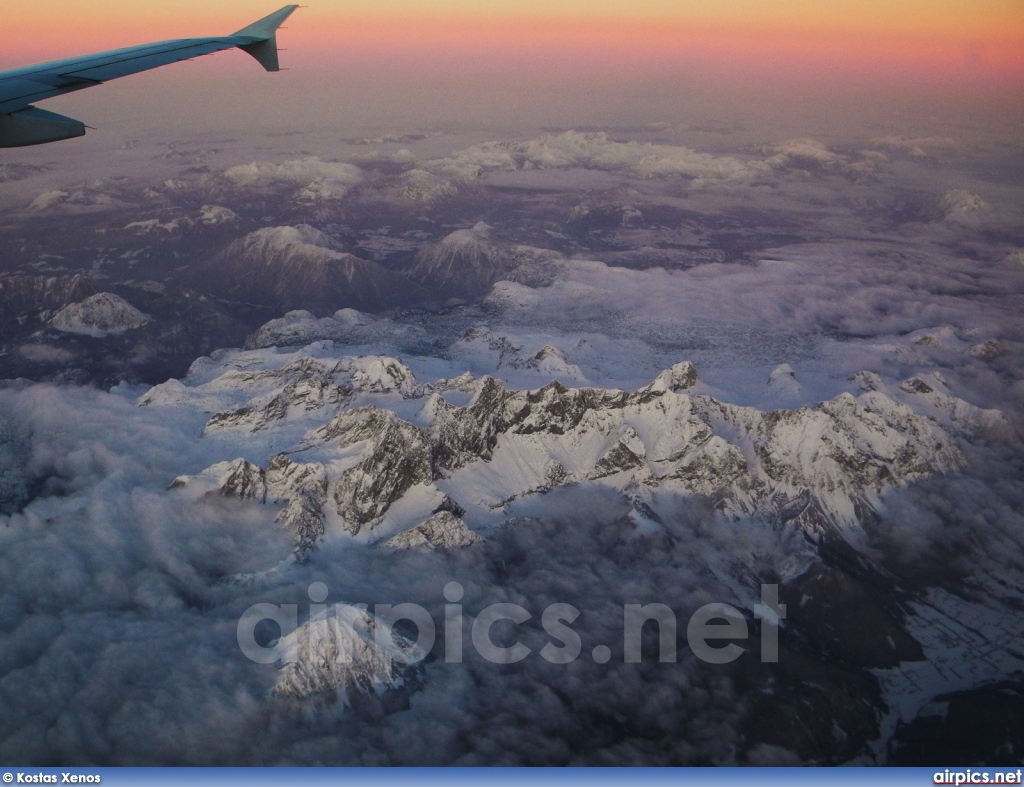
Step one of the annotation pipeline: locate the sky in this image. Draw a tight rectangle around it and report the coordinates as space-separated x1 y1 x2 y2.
3 1 1023 149
6 0 1023 77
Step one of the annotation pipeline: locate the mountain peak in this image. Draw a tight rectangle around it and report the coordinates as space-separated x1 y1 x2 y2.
239 224 342 254
381 511 483 550
49 292 150 338
766 363 805 399
274 606 424 702
514 344 587 382
643 361 699 394
411 223 511 299
215 225 416 314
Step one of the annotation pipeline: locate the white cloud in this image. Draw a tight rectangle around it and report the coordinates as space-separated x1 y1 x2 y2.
869 136 960 156
423 131 767 186
27 188 114 212
764 138 846 167
940 188 989 222
220 157 363 201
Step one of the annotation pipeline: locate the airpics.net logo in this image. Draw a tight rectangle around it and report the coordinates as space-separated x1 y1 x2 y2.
934 771 1024 785
236 581 785 666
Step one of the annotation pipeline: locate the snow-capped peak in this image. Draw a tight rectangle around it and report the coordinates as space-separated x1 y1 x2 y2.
198 204 239 225
513 344 587 382
274 605 424 702
49 292 150 338
232 225 342 257
642 361 699 393
766 363 805 399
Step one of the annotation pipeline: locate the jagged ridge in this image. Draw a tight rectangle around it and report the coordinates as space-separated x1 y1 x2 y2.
165 358 982 552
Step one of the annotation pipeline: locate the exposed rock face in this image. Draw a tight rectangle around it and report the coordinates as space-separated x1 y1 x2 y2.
274 606 424 703
170 456 328 553
49 292 150 337
165 357 979 551
204 378 352 434
590 427 646 479
967 340 1006 361
220 459 268 502
381 511 482 550
213 225 417 314
267 456 329 552
317 407 434 533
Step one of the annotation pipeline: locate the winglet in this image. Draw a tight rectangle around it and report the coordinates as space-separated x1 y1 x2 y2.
232 5 299 71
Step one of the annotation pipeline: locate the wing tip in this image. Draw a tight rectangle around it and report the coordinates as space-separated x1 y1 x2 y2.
232 5 300 40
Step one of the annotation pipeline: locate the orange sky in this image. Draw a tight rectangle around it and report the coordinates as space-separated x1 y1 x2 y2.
3 0 1021 138
7 0 1024 38
4 0 1022 88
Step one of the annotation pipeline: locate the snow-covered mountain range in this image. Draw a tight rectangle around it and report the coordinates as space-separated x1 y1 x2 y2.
155 347 1000 557
129 320 1023 738
2 123 1022 765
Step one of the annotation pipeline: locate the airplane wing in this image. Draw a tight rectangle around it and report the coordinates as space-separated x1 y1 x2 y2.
0 5 299 148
